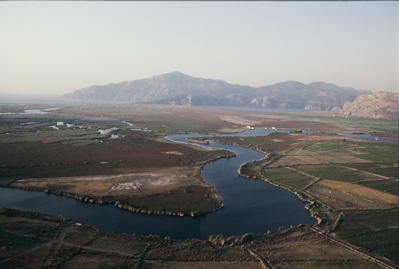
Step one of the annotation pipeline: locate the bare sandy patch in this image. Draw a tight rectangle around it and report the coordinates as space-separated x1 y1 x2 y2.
148 176 178 186
14 170 193 198
162 151 184 155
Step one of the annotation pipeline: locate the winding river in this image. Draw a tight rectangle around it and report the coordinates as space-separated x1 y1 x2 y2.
0 130 317 239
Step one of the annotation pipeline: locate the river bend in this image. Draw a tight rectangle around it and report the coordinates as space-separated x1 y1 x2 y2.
0 130 317 239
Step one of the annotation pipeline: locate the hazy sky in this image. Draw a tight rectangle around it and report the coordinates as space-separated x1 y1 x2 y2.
0 1 397 95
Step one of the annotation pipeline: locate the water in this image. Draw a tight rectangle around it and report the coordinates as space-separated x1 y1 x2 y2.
337 133 398 144
0 130 317 239
203 105 308 113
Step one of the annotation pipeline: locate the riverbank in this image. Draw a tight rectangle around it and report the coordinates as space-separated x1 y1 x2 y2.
0 135 317 240
213 138 326 228
1 208 395 269
0 128 236 217
213 132 398 264
2 169 227 218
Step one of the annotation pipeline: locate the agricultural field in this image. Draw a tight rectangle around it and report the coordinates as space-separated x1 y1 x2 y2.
1 103 398 267
0 104 243 215
215 130 398 264
254 112 399 139
0 209 394 269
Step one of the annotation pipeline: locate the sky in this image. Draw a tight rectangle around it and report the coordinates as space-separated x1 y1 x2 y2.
0 1 397 95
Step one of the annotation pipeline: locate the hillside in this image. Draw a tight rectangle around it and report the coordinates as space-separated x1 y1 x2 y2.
64 72 371 111
341 91 399 120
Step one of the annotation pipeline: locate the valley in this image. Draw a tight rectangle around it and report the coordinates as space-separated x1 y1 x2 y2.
0 103 397 268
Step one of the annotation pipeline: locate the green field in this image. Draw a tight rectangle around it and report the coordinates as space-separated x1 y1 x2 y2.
262 167 315 191
334 209 399 264
215 131 398 264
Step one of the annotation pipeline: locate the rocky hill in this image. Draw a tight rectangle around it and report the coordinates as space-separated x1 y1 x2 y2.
64 71 371 111
341 91 398 120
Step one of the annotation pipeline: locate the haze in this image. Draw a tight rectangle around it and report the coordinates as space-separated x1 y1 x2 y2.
0 1 397 96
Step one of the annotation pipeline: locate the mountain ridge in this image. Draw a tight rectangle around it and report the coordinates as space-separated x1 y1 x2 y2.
341 91 398 120
64 71 372 111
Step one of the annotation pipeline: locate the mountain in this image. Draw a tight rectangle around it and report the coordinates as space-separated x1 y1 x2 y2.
252 81 367 111
341 91 399 120
65 72 252 104
64 71 371 110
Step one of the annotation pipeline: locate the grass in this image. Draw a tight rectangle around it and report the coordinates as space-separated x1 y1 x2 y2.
0 127 103 144
218 130 398 264
1 103 398 267
250 226 388 268
87 237 148 257
334 209 399 264
269 113 399 137
358 180 398 195
0 130 231 176
295 164 377 183
307 141 357 150
0 229 47 249
0 114 124 145
1 127 233 214
0 104 243 215
114 185 223 213
263 167 315 191
344 162 399 176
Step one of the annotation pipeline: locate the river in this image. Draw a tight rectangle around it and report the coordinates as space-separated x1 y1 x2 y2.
0 130 317 239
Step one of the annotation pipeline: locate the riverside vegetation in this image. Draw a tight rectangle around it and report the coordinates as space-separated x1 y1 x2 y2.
0 103 397 268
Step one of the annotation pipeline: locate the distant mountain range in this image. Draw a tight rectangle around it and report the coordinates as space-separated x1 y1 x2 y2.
65 71 371 111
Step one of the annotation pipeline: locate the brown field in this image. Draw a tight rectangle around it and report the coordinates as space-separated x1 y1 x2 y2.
250 227 381 269
308 179 398 210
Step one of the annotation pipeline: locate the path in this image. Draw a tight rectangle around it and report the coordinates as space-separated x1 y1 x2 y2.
244 243 274 269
